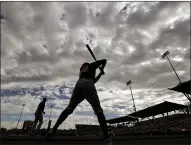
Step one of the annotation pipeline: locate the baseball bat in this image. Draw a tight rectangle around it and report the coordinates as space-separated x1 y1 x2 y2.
86 44 97 61
86 44 105 74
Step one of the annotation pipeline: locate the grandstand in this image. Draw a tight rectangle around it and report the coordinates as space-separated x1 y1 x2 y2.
168 80 191 95
106 115 137 124
106 101 190 136
76 124 101 136
168 79 191 102
128 101 188 118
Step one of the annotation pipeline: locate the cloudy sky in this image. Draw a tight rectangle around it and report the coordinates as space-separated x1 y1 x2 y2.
1 2 190 129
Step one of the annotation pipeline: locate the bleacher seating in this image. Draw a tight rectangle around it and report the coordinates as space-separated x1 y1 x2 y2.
110 114 190 135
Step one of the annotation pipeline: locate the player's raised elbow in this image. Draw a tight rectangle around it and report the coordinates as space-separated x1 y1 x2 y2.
100 59 107 64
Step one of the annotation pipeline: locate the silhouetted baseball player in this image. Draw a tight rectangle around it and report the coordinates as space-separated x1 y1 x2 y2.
47 59 113 145
29 98 47 135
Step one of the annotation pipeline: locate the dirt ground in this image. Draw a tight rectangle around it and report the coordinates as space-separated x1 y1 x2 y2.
1 134 190 145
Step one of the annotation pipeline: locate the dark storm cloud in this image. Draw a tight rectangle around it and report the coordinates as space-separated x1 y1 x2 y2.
2 1 189 88
126 2 183 28
16 48 58 64
63 2 87 29
121 42 148 65
149 19 190 50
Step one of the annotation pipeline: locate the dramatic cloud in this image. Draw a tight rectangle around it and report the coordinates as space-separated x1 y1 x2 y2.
1 2 190 129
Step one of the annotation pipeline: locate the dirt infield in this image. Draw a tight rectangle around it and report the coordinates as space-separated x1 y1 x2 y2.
1 134 190 145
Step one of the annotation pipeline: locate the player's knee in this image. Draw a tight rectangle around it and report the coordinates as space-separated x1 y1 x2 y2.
95 109 103 116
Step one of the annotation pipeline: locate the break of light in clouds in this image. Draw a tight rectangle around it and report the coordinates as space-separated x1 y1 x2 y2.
1 2 190 129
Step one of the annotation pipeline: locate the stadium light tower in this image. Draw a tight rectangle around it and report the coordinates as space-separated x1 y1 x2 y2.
11 122 14 129
43 120 47 128
162 51 190 102
126 80 136 112
48 105 53 122
47 104 54 131
16 104 26 129
161 51 181 82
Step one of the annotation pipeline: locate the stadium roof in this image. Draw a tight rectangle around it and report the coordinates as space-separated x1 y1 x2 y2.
128 101 187 118
76 124 99 127
106 115 138 124
168 80 191 95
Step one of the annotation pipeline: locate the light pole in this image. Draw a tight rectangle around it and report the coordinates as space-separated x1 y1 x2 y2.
162 51 182 82
43 120 47 128
162 51 190 102
11 122 13 129
47 105 53 131
16 104 26 129
48 105 53 122
126 80 136 112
